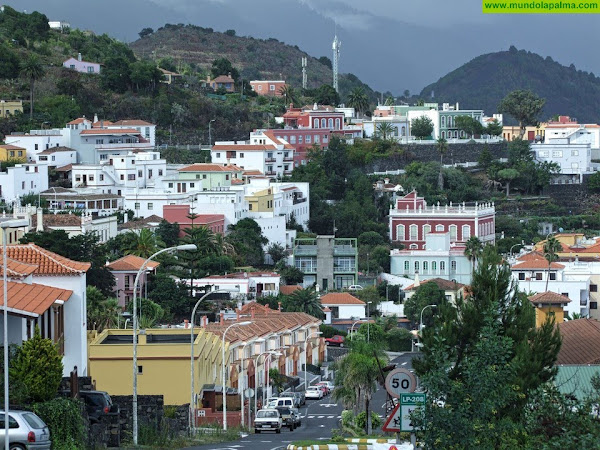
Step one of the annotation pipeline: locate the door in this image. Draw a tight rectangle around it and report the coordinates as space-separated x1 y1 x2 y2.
527 130 535 141
322 279 328 291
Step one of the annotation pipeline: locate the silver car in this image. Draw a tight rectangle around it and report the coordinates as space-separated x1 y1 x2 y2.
0 410 51 450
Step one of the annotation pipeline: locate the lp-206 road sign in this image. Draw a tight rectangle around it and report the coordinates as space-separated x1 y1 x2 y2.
382 392 426 433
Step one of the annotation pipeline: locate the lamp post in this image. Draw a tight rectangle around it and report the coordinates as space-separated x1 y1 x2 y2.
367 301 373 342
350 319 365 340
132 244 197 446
208 119 216 147
239 338 264 430
1 218 28 450
222 321 252 431
189 289 233 435
253 351 281 420
509 240 525 259
303 331 322 390
419 304 437 333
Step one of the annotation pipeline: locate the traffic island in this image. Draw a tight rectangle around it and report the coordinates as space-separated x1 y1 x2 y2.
287 439 413 450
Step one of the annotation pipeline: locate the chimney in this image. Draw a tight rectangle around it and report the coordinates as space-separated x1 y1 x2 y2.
93 113 98 123
228 72 231 78
78 52 82 62
278 302 282 312
414 271 420 288
289 103 293 109
184 319 189 329
36 207 43 232
220 312 225 325
251 305 256 319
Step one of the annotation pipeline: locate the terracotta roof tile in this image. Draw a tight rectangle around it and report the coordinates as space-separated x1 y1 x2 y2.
111 120 155 126
0 144 26 151
280 285 301 295
212 75 235 83
0 280 72 316
512 260 564 270
178 164 235 172
31 214 81 229
0 258 38 279
37 146 76 155
405 278 465 291
106 255 160 272
0 244 91 275
118 215 164 230
80 129 140 135
320 292 365 305
557 319 600 365
66 118 90 125
528 291 572 305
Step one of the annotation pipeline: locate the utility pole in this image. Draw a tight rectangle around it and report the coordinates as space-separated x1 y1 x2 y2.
301 57 307 90
332 33 341 93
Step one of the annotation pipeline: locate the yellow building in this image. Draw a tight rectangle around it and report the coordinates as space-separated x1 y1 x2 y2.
0 100 23 118
0 144 27 163
529 291 571 327
502 123 547 142
246 188 274 213
88 328 225 405
535 233 600 259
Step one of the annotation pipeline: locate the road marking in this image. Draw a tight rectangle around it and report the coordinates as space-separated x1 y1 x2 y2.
308 415 315 418
318 415 325 418
320 403 338 407
337 415 342 418
402 361 407 366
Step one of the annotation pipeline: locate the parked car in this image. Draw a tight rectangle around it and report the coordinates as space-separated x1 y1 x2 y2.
79 390 119 423
316 384 328 396
0 410 51 450
290 407 302 428
275 406 296 430
279 392 301 408
266 397 279 408
254 409 282 434
305 386 323 400
319 381 335 392
325 335 345 347
348 285 363 291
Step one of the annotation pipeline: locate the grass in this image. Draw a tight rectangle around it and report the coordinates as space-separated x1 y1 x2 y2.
120 424 244 448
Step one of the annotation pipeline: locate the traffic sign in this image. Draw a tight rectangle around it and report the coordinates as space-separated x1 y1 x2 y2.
384 368 417 397
399 393 426 432
243 388 254 398
381 404 401 432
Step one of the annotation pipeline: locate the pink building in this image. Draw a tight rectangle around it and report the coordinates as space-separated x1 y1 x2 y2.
250 80 287 97
106 255 159 307
389 191 496 249
63 53 101 74
162 205 225 236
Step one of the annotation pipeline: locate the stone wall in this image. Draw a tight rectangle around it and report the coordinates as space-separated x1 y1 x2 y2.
112 395 164 440
364 142 508 173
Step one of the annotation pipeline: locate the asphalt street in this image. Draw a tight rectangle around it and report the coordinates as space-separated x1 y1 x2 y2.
187 352 418 450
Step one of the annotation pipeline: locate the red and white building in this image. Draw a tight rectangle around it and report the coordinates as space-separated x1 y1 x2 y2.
250 80 287 97
389 191 495 249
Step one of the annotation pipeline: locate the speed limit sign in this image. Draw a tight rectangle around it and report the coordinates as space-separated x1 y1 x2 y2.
385 368 417 397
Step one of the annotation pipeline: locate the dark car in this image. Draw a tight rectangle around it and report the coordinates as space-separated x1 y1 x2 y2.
275 407 296 430
79 391 119 423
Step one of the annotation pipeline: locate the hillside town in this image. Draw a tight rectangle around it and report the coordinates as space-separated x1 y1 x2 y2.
1 4 600 450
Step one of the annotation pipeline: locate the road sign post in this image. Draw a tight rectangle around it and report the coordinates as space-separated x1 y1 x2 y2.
384 368 417 398
382 392 426 433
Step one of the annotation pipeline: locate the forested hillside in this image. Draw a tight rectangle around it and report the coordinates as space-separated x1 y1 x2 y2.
420 46 600 123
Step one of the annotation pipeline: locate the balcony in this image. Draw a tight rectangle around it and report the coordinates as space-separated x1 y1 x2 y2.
283 157 294 162
294 245 317 256
293 197 306 204
265 157 277 162
334 265 356 273
333 245 357 256
265 171 277 176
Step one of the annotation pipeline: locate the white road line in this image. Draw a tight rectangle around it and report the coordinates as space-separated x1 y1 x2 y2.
308 415 315 418
327 415 335 418
402 361 407 365
318 415 325 418
337 415 342 418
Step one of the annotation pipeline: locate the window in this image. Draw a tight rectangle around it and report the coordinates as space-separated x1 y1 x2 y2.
335 118 341 130
449 225 457 240
462 225 471 240
571 150 579 156
431 261 437 271
190 182 195 188
159 169 163 176
396 224 405 241
314 119 320 128
414 261 420 273
314 135 320 143
290 135 296 144
323 134 328 143
147 203 153 210
138 366 143 375
99 174 104 181
0 414 19 429
539 150 549 157
591 302 598 310
591 284 598 292
440 261 446 273
535 273 543 280
9 151 14 157
35 144 38 150
328 118 333 129
454 130 458 138
409 224 418 240
95 139 104 144
550 272 556 280
239 152 244 158
257 85 262 91
225 174 229 180
404 261 409 272
423 261 428 273
216 153 221 158
451 261 457 271
128 174 135 180
561 293 569 298
306 135 311 143
518 272 525 280
87 66 95 73
436 224 444 232
321 118 326 128
134 203 140 210
441 131 446 138
249 204 253 211
441 116 446 127
138 170 142 177
148 169 153 178
168 183 173 188
423 224 431 239
203 174 207 179
298 135 303 144
552 150 563 158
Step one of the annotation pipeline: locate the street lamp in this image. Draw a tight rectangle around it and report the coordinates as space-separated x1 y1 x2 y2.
509 240 525 258
367 301 373 342
222 321 252 431
240 338 264 430
1 218 28 450
132 244 197 446
253 350 281 420
189 289 234 435
419 304 437 333
303 331 322 390
350 319 366 340
208 119 216 147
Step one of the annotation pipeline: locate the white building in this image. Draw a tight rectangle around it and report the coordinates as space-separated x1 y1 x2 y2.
320 292 366 321
34 146 77 168
190 272 281 302
363 116 409 141
532 143 591 184
40 188 124 216
0 163 48 204
212 130 295 179
125 189 193 219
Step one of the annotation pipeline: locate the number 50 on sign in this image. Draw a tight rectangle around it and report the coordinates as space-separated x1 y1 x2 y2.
385 368 417 397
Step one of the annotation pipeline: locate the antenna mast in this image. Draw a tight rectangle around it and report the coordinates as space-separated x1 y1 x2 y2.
332 31 341 93
302 57 307 90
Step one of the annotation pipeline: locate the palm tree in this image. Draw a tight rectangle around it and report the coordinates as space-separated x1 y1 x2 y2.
279 85 298 106
543 236 562 291
464 236 483 273
376 122 395 140
287 288 323 318
436 137 448 190
125 228 160 258
347 87 369 117
20 54 45 120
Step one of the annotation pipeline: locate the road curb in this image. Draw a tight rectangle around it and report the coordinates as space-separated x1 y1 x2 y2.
286 440 400 450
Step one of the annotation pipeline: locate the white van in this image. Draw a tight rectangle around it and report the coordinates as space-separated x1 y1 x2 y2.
274 398 294 408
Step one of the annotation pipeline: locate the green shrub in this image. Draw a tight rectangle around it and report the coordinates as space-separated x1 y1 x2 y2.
164 405 178 419
341 410 353 427
32 398 86 450
354 411 383 430
319 324 347 338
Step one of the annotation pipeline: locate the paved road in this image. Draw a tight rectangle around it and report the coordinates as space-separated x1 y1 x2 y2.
187 353 419 450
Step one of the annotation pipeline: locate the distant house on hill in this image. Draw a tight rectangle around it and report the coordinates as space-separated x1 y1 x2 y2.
63 53 100 74
206 74 235 93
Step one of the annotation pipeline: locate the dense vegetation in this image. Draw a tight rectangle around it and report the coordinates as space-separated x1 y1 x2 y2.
420 46 600 123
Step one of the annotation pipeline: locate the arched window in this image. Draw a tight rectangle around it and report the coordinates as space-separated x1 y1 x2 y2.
328 118 334 129
314 119 320 128
423 224 431 239
454 130 458 138
441 116 446 127
460 130 464 138
431 261 437 272
449 225 457 240
423 261 428 273
441 131 445 139
436 224 444 232
440 261 446 273
396 224 405 241
335 118 341 130
462 225 471 240
409 224 418 240
401 126 406 136
321 118 326 128
414 261 420 273
410 244 418 249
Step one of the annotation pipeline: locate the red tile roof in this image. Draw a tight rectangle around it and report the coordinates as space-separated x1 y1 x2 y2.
528 291 571 305
178 164 235 172
66 118 90 125
106 255 160 272
1 244 91 275
512 260 564 270
404 278 465 291
163 205 224 226
280 285 302 295
557 319 600 364
0 258 38 279
80 129 140 135
0 144 26 151
111 120 154 126
0 280 72 316
213 75 235 83
37 146 76 155
320 292 365 305
262 130 294 150
212 145 273 151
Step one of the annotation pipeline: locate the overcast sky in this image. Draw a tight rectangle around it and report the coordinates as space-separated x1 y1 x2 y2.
6 0 600 94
